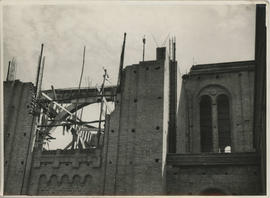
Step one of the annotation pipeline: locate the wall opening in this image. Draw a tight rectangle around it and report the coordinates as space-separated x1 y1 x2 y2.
200 95 213 152
217 94 231 153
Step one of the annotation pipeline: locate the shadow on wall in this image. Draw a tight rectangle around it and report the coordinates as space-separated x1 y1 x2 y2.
176 78 189 153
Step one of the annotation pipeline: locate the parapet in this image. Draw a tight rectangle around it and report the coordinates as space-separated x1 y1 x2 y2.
183 60 255 79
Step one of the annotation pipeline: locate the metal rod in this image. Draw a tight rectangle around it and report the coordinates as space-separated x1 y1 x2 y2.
6 61 11 81
169 38 171 60
173 37 176 62
142 35 146 61
11 58 17 81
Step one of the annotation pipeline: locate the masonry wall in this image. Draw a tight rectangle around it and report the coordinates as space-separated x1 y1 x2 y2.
27 149 103 195
103 54 169 195
176 63 255 153
167 164 260 195
167 161 260 195
166 152 261 195
4 81 37 195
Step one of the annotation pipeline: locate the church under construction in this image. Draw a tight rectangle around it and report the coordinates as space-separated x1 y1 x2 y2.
3 5 266 196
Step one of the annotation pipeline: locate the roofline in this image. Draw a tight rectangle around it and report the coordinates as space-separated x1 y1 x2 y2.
183 60 255 79
191 60 255 71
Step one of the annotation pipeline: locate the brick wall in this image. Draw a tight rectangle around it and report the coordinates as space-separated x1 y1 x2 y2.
170 61 260 195
27 149 103 195
167 165 260 195
102 49 169 195
4 80 37 195
176 61 255 153
166 152 260 195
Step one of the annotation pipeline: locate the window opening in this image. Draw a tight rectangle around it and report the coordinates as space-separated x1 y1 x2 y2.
200 95 213 152
217 94 231 153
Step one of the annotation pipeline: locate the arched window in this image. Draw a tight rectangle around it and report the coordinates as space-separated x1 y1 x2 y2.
217 94 231 153
200 95 213 152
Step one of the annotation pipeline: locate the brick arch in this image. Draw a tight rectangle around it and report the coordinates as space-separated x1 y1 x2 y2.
61 174 70 183
43 102 90 135
37 174 48 195
72 175 81 185
48 174 59 185
193 84 234 153
82 174 92 184
196 84 232 102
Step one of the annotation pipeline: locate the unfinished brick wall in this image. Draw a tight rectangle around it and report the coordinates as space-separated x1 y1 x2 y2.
4 80 37 195
102 48 169 195
170 61 260 195
177 61 255 153
27 149 103 195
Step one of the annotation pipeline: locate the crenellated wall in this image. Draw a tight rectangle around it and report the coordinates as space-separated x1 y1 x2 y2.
27 149 103 195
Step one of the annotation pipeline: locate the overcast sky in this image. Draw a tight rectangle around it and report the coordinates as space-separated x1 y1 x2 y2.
3 2 256 89
2 2 256 149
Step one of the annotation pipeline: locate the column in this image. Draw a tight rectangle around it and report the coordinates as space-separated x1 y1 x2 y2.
212 97 219 152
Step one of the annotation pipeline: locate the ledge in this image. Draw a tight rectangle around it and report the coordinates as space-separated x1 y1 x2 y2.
32 148 102 168
40 148 98 155
167 152 260 166
182 60 255 78
191 60 255 71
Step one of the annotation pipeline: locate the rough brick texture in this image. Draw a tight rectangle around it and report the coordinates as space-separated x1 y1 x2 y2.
167 164 260 195
177 61 255 153
27 149 103 195
166 152 261 195
4 80 37 195
3 56 263 196
102 48 169 195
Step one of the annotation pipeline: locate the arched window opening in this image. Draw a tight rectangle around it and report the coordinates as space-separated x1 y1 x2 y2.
200 95 213 152
217 94 231 153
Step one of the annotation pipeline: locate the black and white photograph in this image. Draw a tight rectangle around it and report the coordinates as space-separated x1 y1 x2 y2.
0 0 267 196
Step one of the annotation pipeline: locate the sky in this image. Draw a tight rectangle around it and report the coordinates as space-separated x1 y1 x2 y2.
2 2 256 149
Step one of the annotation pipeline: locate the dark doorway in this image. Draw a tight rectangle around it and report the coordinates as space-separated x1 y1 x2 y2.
200 95 213 152
217 94 231 152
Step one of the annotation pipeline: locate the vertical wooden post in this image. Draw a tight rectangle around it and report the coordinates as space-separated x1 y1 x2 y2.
35 43 44 97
